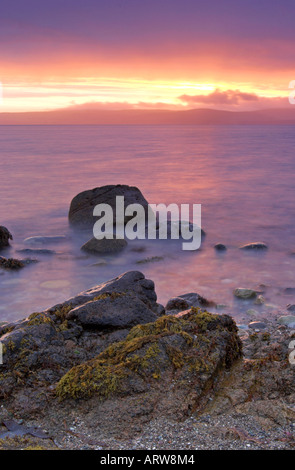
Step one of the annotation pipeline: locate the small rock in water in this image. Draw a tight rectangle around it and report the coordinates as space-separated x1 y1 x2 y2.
81 237 127 254
17 248 56 255
248 321 267 330
284 287 295 295
24 236 67 245
0 226 13 248
239 242 268 250
0 256 25 270
136 256 164 264
214 243 227 251
234 288 257 300
246 309 258 316
254 295 265 305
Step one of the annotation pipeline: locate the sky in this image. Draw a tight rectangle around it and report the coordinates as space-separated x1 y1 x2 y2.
0 0 294 112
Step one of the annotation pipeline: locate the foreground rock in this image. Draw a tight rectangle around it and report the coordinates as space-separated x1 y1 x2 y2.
69 184 150 229
0 226 13 249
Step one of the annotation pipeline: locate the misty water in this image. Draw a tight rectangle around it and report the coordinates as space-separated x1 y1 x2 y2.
0 125 295 324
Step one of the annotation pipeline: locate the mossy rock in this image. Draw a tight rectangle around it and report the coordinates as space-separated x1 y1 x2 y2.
56 309 242 410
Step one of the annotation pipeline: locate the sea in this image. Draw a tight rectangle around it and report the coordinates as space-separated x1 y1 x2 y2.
0 125 295 324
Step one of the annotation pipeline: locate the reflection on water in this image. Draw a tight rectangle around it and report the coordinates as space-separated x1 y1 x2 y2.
0 125 295 323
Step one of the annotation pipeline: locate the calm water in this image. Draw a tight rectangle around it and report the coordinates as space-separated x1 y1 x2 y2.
0 125 295 323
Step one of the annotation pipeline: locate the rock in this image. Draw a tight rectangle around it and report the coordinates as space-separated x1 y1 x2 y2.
248 321 267 330
56 310 242 433
277 315 295 328
287 304 295 313
0 257 25 270
69 184 150 229
214 243 227 251
239 242 268 250
0 226 13 248
23 236 67 245
284 287 295 295
136 256 164 264
81 237 127 254
54 271 160 315
17 248 56 255
165 292 216 313
254 295 265 305
66 292 158 329
234 288 257 300
165 297 191 312
66 271 160 329
246 309 258 316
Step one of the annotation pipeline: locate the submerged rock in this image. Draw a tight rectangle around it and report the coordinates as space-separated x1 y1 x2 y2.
17 248 56 255
136 256 164 264
24 236 67 245
81 237 127 254
234 288 257 300
0 226 13 249
69 184 150 229
0 256 25 270
214 243 227 251
239 242 268 250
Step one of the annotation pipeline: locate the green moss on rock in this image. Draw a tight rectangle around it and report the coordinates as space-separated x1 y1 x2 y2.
56 308 242 401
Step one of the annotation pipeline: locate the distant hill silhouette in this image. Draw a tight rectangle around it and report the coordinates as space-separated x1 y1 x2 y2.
0 107 295 125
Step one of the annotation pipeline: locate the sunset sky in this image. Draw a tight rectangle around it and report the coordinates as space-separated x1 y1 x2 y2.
0 0 294 112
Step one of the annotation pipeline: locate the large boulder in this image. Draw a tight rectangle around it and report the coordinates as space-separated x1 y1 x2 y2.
0 226 13 249
68 184 150 229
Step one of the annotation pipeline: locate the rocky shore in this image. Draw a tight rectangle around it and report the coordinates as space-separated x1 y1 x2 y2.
0 270 294 450
0 185 295 450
